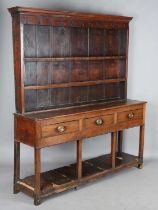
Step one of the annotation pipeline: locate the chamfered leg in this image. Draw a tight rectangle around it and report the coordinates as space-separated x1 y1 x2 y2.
111 132 117 169
117 130 123 160
34 148 41 205
138 125 145 169
74 140 83 190
14 141 20 194
77 140 82 179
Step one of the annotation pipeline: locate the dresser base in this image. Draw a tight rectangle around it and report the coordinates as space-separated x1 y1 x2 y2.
16 153 140 205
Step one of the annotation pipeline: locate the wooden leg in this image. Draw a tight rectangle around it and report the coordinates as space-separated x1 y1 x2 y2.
111 132 117 169
77 140 82 180
138 125 145 169
14 141 20 194
117 130 123 159
34 148 41 205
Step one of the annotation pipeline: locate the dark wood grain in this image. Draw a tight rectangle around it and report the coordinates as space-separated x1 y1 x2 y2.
118 28 127 55
70 86 88 104
105 83 120 100
37 89 50 108
105 29 119 56
52 61 71 84
9 8 129 112
24 25 36 57
24 62 37 86
71 61 88 82
71 28 88 56
53 87 70 106
37 62 50 85
36 26 50 57
89 84 104 101
25 90 37 111
89 28 104 56
89 61 103 80
10 8 129 112
105 59 126 79
52 27 71 57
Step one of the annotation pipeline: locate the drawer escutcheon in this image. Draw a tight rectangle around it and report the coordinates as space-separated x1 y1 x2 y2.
95 118 104 125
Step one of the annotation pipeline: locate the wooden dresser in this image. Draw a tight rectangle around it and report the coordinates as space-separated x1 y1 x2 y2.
9 7 147 205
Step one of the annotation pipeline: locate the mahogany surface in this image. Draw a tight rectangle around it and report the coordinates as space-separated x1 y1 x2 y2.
9 6 146 205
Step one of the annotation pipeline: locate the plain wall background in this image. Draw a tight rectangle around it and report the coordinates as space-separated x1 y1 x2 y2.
0 0 158 177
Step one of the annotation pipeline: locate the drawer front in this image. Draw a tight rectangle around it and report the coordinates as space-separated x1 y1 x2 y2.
42 120 79 138
117 109 143 123
85 114 114 129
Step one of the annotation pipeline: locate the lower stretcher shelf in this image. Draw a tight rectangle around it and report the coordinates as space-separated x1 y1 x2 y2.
18 153 139 198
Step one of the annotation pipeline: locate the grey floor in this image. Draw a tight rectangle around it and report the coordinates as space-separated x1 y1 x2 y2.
0 158 158 210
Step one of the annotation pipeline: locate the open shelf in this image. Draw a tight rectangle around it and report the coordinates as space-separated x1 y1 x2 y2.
24 78 126 90
18 153 139 197
24 56 126 62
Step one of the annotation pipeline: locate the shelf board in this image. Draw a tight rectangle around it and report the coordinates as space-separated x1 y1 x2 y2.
24 56 126 62
24 78 126 90
18 153 139 198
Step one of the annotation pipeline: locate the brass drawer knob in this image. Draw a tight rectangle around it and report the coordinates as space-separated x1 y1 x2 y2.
128 112 134 119
95 118 103 125
57 125 65 133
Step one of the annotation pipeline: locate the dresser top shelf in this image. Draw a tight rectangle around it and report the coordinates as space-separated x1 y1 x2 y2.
9 6 132 114
15 99 146 120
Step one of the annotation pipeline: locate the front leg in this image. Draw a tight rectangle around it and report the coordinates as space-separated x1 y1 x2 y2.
34 148 41 205
14 141 20 194
137 125 145 169
111 132 117 169
117 130 123 159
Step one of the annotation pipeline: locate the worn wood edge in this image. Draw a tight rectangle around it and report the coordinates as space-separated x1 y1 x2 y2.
40 158 139 198
79 158 139 184
16 182 34 198
17 180 34 191
42 181 78 197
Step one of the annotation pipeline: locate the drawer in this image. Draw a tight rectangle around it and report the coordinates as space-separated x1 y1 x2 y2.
117 109 143 123
85 114 114 129
42 120 79 138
